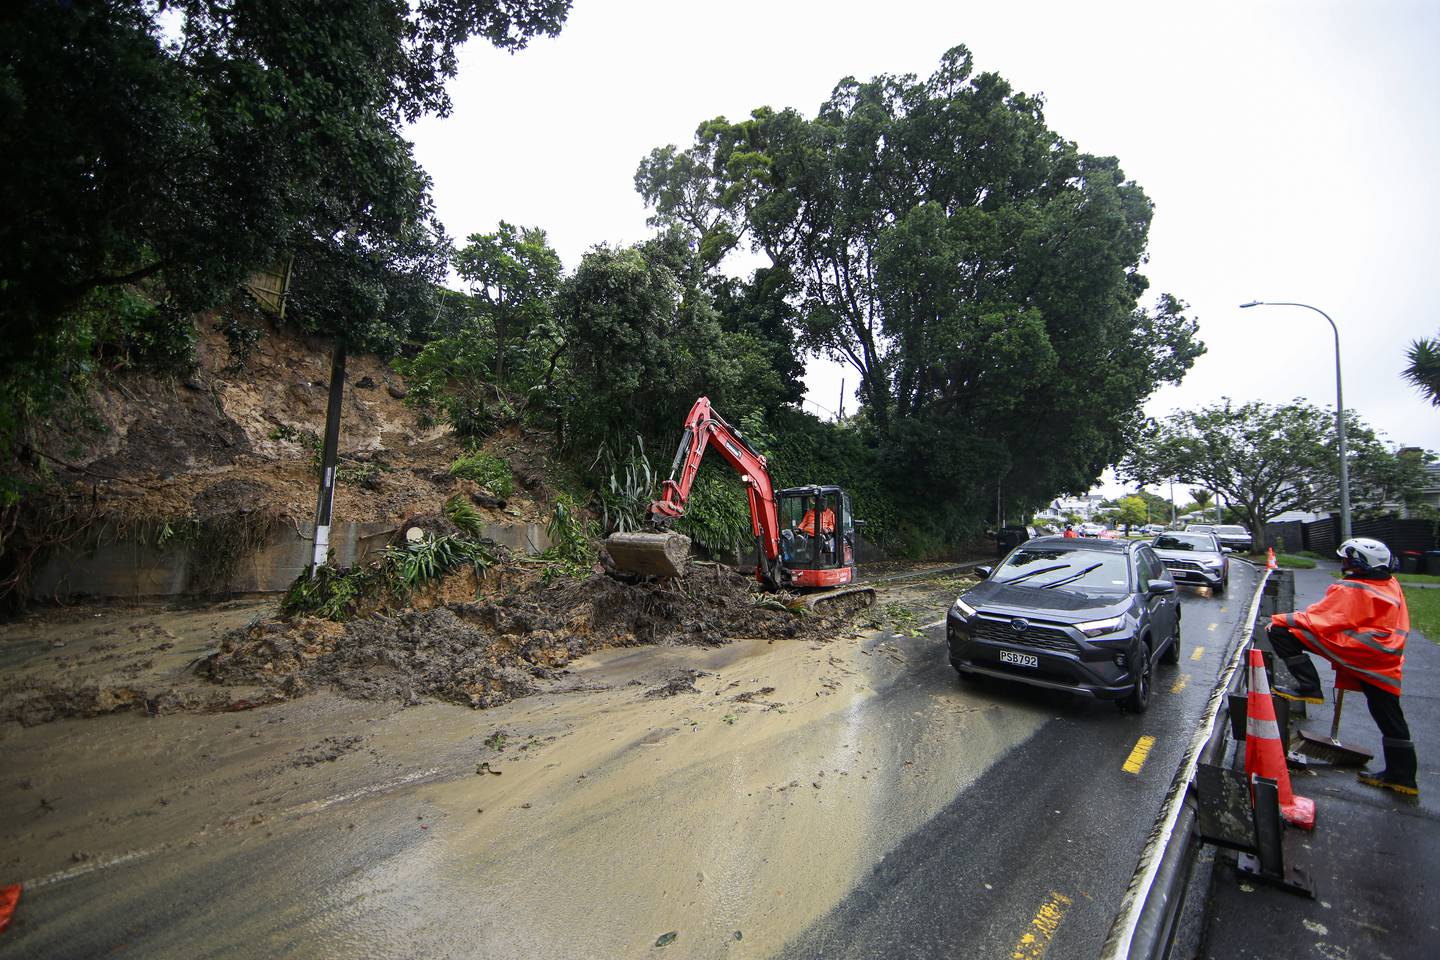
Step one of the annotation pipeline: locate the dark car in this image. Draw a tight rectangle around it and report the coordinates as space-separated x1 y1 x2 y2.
994 524 1037 557
946 537 1180 712
1151 531 1229 592
1211 524 1253 554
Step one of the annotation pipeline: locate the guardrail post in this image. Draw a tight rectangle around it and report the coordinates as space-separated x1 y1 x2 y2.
1236 774 1314 897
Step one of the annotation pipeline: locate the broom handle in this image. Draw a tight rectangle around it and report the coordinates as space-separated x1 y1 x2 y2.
1330 688 1345 740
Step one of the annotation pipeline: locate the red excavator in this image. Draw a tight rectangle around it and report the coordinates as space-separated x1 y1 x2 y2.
604 397 873 608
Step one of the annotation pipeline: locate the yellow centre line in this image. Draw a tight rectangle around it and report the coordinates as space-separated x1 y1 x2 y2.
1122 735 1157 774
1171 673 1190 694
1190 645 1206 661
1011 891 1073 959
1207 622 1218 632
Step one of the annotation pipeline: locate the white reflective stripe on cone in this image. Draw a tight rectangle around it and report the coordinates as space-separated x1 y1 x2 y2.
1247 716 1282 740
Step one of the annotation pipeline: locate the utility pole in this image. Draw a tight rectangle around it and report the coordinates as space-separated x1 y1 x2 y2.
310 341 346 576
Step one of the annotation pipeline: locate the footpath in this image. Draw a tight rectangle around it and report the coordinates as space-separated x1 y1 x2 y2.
1199 563 1440 959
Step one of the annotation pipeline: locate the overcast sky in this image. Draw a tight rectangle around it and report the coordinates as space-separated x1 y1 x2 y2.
407 0 1439 498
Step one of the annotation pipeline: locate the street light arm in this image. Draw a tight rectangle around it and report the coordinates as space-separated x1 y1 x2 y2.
1240 300 1338 349
1235 299 1351 541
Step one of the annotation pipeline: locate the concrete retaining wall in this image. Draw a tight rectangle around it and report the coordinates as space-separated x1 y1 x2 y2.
32 519 552 601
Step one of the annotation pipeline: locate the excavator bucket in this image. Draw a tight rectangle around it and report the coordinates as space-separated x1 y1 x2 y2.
604 531 692 579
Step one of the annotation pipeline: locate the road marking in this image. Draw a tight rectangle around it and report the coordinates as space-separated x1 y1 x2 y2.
1122 736 1158 775
923 618 946 629
1011 891 1073 959
1207 622 1218 632
1190 646 1205 661
1171 674 1190 694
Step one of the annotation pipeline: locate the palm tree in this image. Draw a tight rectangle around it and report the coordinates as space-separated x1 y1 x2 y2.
1403 334 1440 406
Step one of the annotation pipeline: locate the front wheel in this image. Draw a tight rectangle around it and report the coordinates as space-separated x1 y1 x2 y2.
1123 644 1152 713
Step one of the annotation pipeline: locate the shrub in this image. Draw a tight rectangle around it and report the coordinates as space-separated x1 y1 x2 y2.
450 451 513 497
595 436 656 534
281 533 496 620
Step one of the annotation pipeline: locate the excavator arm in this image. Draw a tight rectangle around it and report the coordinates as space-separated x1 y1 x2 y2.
605 397 783 586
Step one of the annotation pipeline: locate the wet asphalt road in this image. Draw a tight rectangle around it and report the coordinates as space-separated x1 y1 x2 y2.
2 565 1259 960
778 562 1259 959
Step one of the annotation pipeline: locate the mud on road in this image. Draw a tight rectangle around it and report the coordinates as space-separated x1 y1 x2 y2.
1 569 985 959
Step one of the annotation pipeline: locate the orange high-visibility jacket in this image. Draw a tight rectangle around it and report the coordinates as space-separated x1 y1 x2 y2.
1271 576 1409 695
799 508 836 536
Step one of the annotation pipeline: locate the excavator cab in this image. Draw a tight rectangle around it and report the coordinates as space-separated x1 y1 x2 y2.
778 485 858 588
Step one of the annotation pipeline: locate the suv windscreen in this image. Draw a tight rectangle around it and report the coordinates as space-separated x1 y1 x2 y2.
990 548 1132 593
1154 533 1217 552
1215 525 1248 536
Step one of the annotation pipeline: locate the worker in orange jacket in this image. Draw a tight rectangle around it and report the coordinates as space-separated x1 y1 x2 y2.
1267 537 1416 795
798 507 836 536
1062 524 1078 539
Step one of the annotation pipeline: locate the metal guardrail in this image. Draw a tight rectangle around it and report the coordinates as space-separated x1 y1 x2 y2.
1099 563 1279 960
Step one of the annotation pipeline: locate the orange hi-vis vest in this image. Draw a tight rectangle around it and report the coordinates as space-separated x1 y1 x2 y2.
1272 575 1409 696
799 508 836 536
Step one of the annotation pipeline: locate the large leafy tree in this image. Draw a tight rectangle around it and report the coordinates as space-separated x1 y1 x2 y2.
0 0 570 499
1122 400 1432 549
554 232 782 456
395 227 564 438
637 46 1202 533
453 223 563 383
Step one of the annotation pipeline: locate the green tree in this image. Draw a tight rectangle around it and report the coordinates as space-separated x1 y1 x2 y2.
1403 334 1440 407
0 0 570 497
639 46 1202 537
1115 496 1149 532
1122 400 1431 549
554 234 745 454
453 223 562 383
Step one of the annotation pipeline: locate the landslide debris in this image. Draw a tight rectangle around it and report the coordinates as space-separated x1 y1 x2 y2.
201 564 836 711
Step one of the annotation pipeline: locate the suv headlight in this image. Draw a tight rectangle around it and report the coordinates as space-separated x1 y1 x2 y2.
953 597 977 618
1200 558 1222 568
1075 615 1124 638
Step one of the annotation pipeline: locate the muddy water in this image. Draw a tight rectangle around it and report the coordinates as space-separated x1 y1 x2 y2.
2 579 1046 959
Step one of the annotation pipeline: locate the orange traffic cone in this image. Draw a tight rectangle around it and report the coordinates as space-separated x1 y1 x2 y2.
1245 648 1315 829
1266 547 1278 570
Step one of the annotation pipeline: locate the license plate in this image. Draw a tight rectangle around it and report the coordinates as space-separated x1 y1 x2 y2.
1000 650 1039 668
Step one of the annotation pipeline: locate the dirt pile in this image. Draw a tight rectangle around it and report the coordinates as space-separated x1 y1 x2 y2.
202 565 836 710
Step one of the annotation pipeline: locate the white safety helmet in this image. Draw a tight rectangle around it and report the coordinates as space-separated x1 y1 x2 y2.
1336 537 1393 575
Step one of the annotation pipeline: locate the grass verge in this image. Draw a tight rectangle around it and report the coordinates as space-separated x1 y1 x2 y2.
1403 586 1440 642
1274 554 1316 569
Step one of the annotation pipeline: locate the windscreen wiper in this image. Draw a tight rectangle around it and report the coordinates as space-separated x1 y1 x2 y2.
996 563 1071 584
1040 563 1104 589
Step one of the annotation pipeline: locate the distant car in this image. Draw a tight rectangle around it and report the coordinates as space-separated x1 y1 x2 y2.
1078 522 1105 538
1211 524 1253 553
1151 531 1229 593
1142 524 1166 535
947 537 1181 712
1185 523 1214 536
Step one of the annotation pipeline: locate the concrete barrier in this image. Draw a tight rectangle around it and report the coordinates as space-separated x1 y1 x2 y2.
32 519 551 600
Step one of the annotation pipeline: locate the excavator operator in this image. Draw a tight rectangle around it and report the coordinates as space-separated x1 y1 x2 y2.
798 506 836 536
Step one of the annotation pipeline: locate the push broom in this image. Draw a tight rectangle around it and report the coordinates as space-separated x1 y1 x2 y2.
1294 670 1373 766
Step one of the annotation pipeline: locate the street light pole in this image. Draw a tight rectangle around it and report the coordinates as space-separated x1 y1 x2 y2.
1239 300 1352 541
